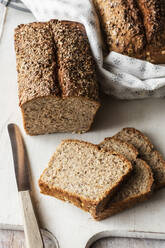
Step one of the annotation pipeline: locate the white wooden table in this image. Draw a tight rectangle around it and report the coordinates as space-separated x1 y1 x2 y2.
1 4 165 248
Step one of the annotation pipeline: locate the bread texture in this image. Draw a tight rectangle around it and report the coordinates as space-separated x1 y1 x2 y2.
39 139 132 215
93 0 165 63
93 138 153 220
99 138 138 162
14 20 100 135
114 128 165 189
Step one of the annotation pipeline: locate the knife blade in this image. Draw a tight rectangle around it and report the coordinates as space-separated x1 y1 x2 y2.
8 123 43 248
8 123 30 191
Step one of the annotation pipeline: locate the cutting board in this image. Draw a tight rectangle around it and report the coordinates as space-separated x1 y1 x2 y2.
1 6 165 248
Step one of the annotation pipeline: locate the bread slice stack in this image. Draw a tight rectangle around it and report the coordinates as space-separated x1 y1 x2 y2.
94 137 153 220
39 128 165 220
39 139 132 215
114 128 165 189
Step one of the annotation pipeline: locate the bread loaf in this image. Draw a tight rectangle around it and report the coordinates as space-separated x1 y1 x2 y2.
39 139 132 215
93 0 146 59
137 0 165 63
114 128 165 189
93 0 165 63
93 138 153 220
14 20 100 135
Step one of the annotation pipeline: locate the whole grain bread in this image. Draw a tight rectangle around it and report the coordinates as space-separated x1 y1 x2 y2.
99 138 138 162
93 0 165 63
39 139 132 215
93 0 146 59
14 20 100 135
93 138 153 220
114 128 165 189
137 0 165 63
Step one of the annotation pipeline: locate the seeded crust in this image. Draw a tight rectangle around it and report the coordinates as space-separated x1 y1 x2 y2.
137 0 165 63
14 20 100 135
14 22 59 106
39 139 132 215
93 0 146 59
50 20 99 100
114 128 165 189
93 0 165 63
92 138 153 220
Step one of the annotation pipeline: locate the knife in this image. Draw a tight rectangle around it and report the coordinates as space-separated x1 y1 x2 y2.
8 123 43 248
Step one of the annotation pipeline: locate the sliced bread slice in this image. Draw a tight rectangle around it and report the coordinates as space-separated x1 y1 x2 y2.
93 138 153 220
114 128 165 189
99 137 138 162
39 139 132 215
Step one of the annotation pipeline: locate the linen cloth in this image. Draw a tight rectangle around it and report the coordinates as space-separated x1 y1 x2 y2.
21 0 165 99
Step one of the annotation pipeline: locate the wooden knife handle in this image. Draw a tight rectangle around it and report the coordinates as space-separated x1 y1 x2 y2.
19 190 43 248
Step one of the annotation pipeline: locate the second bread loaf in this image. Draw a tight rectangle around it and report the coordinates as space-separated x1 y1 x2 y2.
93 0 165 63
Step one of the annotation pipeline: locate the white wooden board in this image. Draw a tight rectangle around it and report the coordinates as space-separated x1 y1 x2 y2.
1 7 165 248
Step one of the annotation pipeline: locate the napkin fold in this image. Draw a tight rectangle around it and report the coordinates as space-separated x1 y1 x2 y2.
22 0 165 99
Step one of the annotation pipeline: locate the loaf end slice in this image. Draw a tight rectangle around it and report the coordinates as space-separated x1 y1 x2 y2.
39 139 132 214
114 128 165 189
93 138 153 220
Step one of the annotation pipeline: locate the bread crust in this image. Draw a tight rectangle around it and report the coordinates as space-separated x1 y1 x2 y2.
39 139 132 214
14 21 59 106
51 20 99 101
